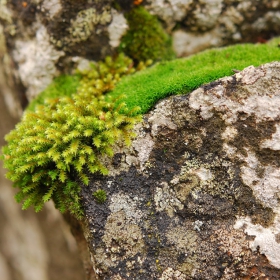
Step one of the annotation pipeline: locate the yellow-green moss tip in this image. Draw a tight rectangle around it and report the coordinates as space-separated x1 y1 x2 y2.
93 189 107 204
119 6 175 62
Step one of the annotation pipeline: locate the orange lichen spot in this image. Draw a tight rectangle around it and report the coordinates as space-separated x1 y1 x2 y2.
134 0 143 5
22 1 28 8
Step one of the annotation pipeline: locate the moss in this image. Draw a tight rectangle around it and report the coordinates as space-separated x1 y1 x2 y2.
1 54 145 219
112 39 280 114
93 189 107 204
119 6 175 62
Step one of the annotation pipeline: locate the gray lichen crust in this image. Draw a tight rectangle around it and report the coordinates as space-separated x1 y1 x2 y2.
80 62 280 279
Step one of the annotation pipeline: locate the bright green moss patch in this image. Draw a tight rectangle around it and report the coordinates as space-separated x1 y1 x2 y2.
112 41 280 114
119 6 175 62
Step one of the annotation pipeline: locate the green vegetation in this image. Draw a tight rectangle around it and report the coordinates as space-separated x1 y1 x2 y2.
93 189 107 204
2 54 144 219
119 6 174 62
112 39 280 114
1 38 279 219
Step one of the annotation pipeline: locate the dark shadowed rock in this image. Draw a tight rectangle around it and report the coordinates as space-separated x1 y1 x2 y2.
77 62 280 279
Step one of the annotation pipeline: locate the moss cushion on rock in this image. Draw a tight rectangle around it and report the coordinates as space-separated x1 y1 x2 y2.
112 37 280 114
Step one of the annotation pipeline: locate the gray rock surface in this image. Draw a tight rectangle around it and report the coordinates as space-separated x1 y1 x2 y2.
78 62 280 279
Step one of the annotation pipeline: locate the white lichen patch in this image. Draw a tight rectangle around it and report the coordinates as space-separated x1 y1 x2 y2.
189 63 280 124
71 56 91 72
221 126 238 141
13 25 64 100
211 226 248 258
241 150 280 209
148 98 177 136
108 9 128 48
194 167 212 182
41 0 62 18
133 133 154 170
222 143 237 158
235 65 265 85
159 267 187 280
146 0 192 30
261 124 280 150
188 0 223 31
101 211 146 263
154 182 184 217
173 29 222 57
109 193 145 223
234 216 280 269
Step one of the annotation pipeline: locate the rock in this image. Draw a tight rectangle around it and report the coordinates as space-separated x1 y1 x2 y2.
78 62 280 279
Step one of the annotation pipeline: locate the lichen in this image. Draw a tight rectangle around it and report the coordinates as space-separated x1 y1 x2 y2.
49 5 112 51
108 9 128 48
13 25 65 100
99 210 146 265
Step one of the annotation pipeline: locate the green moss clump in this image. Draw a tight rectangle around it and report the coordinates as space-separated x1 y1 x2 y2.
93 189 107 204
1 54 143 219
119 6 174 62
112 39 280 114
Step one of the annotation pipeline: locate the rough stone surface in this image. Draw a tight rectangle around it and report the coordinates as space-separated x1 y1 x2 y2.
78 62 280 279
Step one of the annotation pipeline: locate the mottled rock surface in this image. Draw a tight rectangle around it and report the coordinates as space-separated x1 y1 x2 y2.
79 62 280 279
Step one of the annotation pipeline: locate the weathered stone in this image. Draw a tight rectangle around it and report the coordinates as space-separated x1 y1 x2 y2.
78 62 280 279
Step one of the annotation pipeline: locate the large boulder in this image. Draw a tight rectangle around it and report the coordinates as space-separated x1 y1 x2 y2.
77 62 280 279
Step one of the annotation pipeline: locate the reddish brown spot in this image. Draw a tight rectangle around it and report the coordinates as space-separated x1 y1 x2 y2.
99 113 106 121
134 0 143 5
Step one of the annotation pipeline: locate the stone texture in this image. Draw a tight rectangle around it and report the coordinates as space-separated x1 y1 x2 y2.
78 62 280 279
